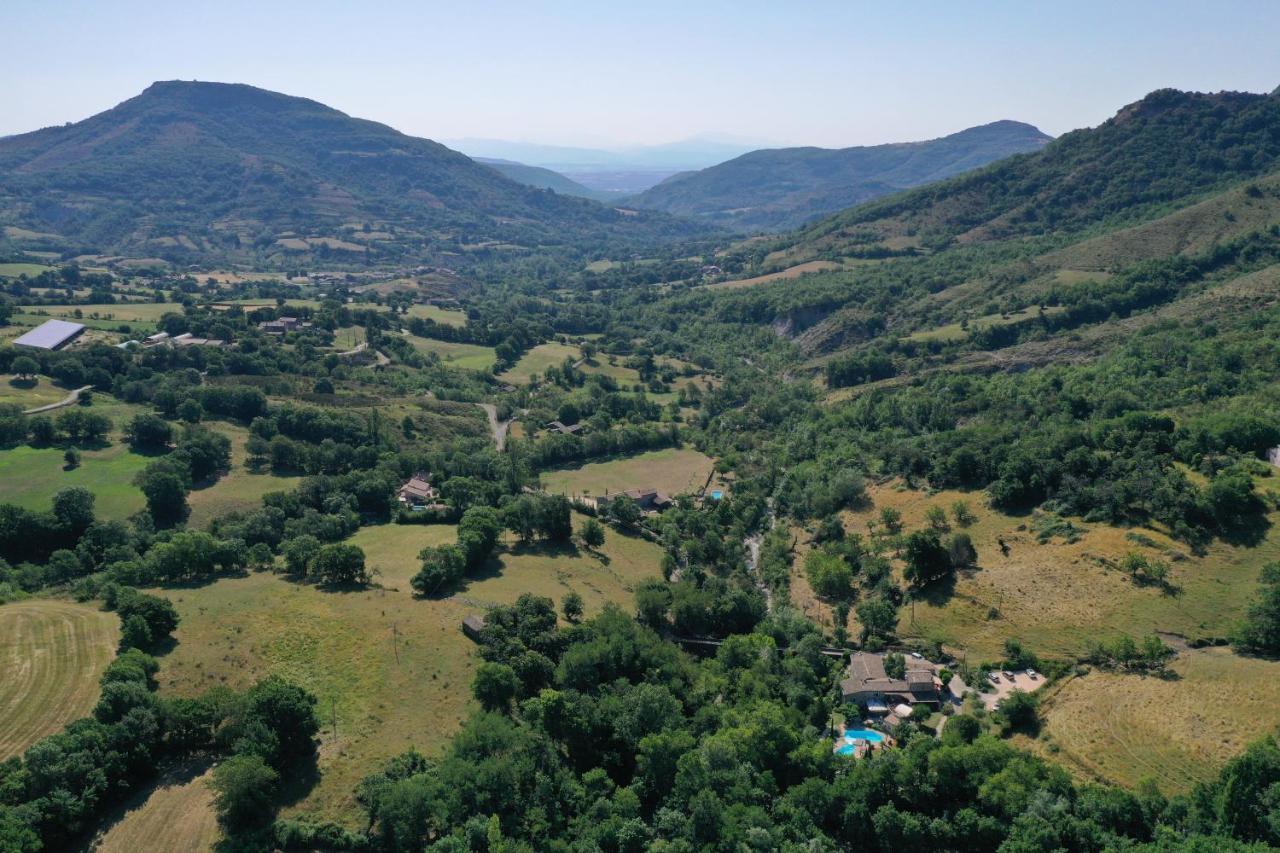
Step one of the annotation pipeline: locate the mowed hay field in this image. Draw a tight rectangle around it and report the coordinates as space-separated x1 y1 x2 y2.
151 517 662 824
92 762 220 853
540 447 716 500
499 341 580 384
1026 647 1280 793
0 599 120 760
790 481 1280 661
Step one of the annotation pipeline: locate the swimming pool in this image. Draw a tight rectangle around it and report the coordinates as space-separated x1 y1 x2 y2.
835 728 886 756
710 490 723 500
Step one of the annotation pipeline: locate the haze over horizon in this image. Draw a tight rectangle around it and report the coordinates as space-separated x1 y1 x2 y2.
4 0 1279 150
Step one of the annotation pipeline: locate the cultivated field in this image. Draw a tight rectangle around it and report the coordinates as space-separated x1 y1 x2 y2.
0 262 54 278
789 480 1280 662
404 335 497 371
151 516 661 824
0 599 120 760
1027 647 1280 793
703 260 842 290
16 302 182 324
499 342 581 383
540 447 716 499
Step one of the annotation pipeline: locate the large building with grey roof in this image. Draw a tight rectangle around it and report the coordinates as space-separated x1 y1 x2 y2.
12 319 85 350
841 652 940 712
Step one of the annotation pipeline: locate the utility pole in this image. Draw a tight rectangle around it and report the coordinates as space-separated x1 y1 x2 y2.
391 622 400 666
331 697 337 738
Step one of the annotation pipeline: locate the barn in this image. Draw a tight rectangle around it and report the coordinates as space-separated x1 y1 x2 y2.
13 319 86 351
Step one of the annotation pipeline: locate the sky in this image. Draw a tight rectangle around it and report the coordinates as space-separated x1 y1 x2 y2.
3 0 1279 149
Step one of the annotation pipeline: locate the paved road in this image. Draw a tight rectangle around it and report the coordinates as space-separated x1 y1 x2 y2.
23 385 93 415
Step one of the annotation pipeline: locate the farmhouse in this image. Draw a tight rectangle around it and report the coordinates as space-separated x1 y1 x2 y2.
259 316 308 334
12 319 85 351
396 471 441 509
588 488 674 513
841 652 941 713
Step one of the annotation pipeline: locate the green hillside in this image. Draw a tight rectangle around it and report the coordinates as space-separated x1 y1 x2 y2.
628 120 1050 232
475 157 624 203
0 81 707 266
769 88 1280 261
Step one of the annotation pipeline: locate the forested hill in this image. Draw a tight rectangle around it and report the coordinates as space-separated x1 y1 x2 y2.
627 121 1051 232
474 157 622 202
770 87 1280 259
0 81 706 266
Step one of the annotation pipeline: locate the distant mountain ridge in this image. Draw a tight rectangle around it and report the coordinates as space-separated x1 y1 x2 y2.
629 121 1052 232
0 81 707 265
473 158 624 202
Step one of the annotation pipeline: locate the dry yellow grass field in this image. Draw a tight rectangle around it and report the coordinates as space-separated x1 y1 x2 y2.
0 599 120 760
150 516 661 824
540 447 716 500
789 480 1280 661
703 260 842 290
1026 647 1280 793
92 762 220 853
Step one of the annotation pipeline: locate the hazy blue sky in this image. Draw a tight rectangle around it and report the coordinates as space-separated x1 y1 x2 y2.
4 0 1278 147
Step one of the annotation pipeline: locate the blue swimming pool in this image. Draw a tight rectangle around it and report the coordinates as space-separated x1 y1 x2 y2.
844 728 885 743
835 728 886 755
710 490 723 500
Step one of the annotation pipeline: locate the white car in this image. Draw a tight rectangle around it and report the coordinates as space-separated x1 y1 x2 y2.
911 652 924 660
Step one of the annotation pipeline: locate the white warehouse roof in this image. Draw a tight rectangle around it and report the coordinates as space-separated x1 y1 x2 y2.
12 319 86 350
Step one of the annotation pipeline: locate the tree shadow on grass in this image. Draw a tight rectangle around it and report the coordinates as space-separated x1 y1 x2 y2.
274 748 321 810
78 756 217 852
1218 513 1272 549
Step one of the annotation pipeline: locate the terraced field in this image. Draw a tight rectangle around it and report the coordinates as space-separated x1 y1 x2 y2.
0 599 120 759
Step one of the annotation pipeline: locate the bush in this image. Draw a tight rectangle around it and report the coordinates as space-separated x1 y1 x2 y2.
211 754 279 830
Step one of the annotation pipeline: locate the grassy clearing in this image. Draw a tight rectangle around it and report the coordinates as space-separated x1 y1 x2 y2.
151 517 660 824
577 356 641 386
703 260 842 290
905 305 1068 343
540 447 715 499
1027 647 1280 793
0 599 120 760
405 304 467 327
0 444 150 520
92 762 220 853
0 262 53 278
807 481 1280 662
349 523 458 590
0 376 72 409
405 335 496 371
499 342 581 384
186 424 296 529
